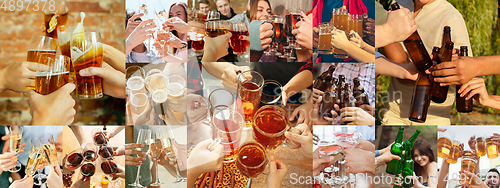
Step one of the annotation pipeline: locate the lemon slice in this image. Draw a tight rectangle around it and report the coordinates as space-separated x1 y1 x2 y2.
47 15 58 33
101 174 109 185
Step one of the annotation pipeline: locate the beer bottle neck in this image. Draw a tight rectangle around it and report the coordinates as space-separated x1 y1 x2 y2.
395 127 404 143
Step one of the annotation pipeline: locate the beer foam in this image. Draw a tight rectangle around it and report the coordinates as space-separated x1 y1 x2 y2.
152 89 168 103
167 83 184 97
71 42 103 62
126 77 144 90
36 71 70 77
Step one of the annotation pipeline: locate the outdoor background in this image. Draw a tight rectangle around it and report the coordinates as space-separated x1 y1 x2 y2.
375 0 500 125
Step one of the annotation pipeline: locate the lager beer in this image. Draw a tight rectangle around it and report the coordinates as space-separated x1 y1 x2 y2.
446 140 461 164
475 136 487 157
486 137 499 159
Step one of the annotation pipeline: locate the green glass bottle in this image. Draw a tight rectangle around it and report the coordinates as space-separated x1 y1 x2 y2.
401 129 421 188
386 127 405 175
392 160 403 188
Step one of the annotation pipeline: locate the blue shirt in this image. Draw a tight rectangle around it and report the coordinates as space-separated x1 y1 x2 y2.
19 126 62 166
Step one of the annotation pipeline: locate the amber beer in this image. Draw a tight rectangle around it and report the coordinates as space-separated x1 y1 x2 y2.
456 46 473 112
446 140 460 164
460 158 477 186
206 21 228 37
486 137 499 159
318 23 333 55
35 72 70 95
237 71 264 128
431 41 453 103
212 109 243 163
236 142 268 178
253 105 289 150
27 50 57 63
409 73 432 122
437 136 452 158
44 9 69 39
71 32 104 99
475 136 487 157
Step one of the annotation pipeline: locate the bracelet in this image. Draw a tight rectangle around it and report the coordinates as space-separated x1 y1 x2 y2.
179 42 187 50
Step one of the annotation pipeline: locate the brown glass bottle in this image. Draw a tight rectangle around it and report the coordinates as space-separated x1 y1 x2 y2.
409 73 432 123
456 46 473 112
431 47 440 63
341 89 356 125
391 3 433 72
439 26 451 55
313 65 336 91
342 83 352 108
320 78 339 117
431 41 453 103
353 77 370 107
337 75 346 108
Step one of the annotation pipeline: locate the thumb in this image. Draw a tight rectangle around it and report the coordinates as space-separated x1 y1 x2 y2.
282 91 288 106
58 83 76 95
269 156 277 173
1 135 8 141
79 67 103 77
390 154 401 161
301 11 310 23
315 156 335 165
28 89 40 100
54 165 62 176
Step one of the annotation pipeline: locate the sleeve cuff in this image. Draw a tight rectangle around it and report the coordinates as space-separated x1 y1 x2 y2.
249 20 265 51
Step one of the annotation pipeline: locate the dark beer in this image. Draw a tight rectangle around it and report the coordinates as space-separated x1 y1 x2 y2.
230 30 249 55
431 41 453 103
35 71 70 95
456 46 473 112
409 73 432 122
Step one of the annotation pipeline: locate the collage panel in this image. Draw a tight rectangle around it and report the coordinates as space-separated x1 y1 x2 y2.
312 63 375 125
126 0 189 63
186 62 313 187
124 125 187 188
62 126 125 187
0 0 126 126
437 126 500 188
313 0 375 63
375 0 500 125
375 125 437 188
313 125 375 187
126 63 188 126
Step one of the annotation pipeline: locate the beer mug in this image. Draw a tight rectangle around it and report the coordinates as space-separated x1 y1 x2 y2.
446 139 461 164
260 80 282 105
236 141 268 178
486 135 499 159
318 22 334 55
35 54 70 95
70 32 104 99
252 105 290 150
229 22 249 55
475 134 487 157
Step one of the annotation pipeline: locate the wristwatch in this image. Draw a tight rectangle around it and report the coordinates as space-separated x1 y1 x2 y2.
179 42 187 50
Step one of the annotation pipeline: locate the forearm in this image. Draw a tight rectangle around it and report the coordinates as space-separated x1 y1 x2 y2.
343 43 375 63
202 62 237 79
162 54 185 63
475 55 500 76
70 126 89 145
103 44 126 73
283 70 313 97
437 160 449 188
187 170 202 188
375 25 393 48
361 41 375 55
0 68 6 93
483 96 500 110
375 57 407 79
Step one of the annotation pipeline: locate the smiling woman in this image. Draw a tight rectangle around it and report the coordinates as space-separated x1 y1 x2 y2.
412 139 438 188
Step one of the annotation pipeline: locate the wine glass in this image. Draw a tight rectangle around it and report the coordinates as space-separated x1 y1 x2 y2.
28 137 47 186
149 127 164 186
101 159 120 187
8 126 23 172
92 128 108 146
80 160 96 183
82 143 97 162
98 144 114 160
64 147 84 170
129 129 151 187
162 125 186 182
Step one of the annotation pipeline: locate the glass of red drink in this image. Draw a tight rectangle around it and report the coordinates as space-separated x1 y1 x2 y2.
236 70 264 128
92 128 108 146
229 22 249 55
211 108 244 163
236 141 268 178
252 105 290 150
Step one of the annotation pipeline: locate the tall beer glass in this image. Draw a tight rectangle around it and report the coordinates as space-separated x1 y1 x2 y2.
236 70 264 128
35 54 70 95
70 32 104 99
211 108 243 163
27 35 57 63
43 0 68 39
57 25 77 81
318 22 333 55
475 135 487 157
446 139 460 164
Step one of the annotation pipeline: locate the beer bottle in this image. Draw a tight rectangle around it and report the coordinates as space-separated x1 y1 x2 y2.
342 83 352 108
313 65 336 91
431 42 453 103
456 46 473 112
386 127 404 175
337 75 346 108
439 26 451 55
341 86 355 125
431 47 440 63
401 129 421 188
320 81 338 118
391 3 433 72
409 73 432 123
353 77 370 107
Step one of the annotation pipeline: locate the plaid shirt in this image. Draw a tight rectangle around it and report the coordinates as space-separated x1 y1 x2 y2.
321 63 375 108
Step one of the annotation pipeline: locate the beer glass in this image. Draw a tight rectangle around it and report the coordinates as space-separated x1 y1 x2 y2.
129 129 151 187
475 135 487 157
318 22 334 55
446 139 461 164
253 105 290 150
145 71 168 92
206 11 220 21
8 126 23 172
332 8 348 58
126 65 145 79
27 35 57 63
236 70 264 128
211 108 244 163
288 10 303 50
437 131 454 158
130 92 149 115
58 25 77 80
43 0 69 39
127 76 146 97
70 32 104 99
486 136 499 159
209 88 235 118
261 80 282 105
459 158 477 186
236 141 268 178
265 15 285 56
206 20 229 37
168 75 187 121
354 14 363 38
230 22 249 55
35 54 70 95
191 32 205 55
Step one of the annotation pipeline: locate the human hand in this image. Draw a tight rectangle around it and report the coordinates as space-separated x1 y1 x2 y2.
376 149 400 168
460 170 488 188
290 100 313 125
187 94 208 125
266 156 288 188
312 96 339 125
340 107 375 125
348 30 363 48
166 35 187 49
126 99 153 125
381 7 417 43
126 13 144 38
79 63 126 99
9 176 34 188
1 135 26 154
430 56 477 86
259 23 273 49
113 145 125 156
125 143 147 166
0 153 18 172
292 11 313 50
312 88 324 104
313 148 336 175
187 139 224 175
220 65 251 88
71 179 90 188
46 166 63 188
468 135 477 151
164 17 189 34
0 62 38 93
28 83 76 125
330 30 352 51
112 164 125 180
356 140 375 152
126 19 155 53
459 77 493 106
344 147 375 174
401 61 419 81
284 123 313 157
202 32 232 62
